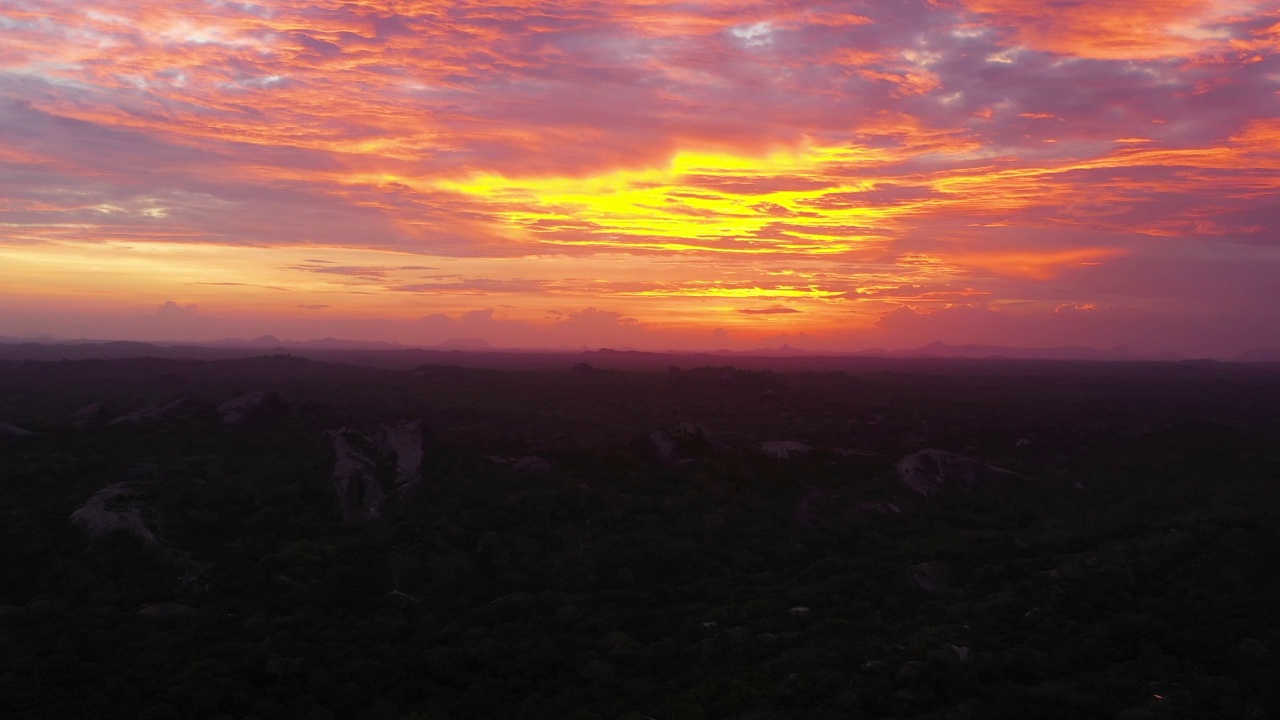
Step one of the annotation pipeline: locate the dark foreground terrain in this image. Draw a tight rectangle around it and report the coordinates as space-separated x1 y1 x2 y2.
1 354 1278 719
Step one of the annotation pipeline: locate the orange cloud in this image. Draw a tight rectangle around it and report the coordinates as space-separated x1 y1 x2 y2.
960 0 1273 59
947 248 1126 280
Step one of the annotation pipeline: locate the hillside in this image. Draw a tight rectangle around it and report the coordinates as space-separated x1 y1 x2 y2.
1 357 1278 719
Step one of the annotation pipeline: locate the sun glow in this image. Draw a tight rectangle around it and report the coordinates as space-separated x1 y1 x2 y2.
436 143 912 256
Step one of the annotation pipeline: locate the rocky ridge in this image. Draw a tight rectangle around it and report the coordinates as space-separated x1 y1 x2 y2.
894 448 1026 497
69 465 164 545
327 419 431 523
216 391 286 426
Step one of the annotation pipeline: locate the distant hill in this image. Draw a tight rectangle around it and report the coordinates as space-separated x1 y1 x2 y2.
880 341 1183 362
202 335 408 351
1236 346 1280 362
0 341 245 362
8 338 1277 370
433 337 492 350
708 341 1183 362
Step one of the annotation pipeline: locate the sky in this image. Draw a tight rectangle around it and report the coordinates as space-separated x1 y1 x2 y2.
1 0 1278 355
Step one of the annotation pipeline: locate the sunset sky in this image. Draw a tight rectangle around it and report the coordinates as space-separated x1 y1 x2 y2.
1 1 1278 354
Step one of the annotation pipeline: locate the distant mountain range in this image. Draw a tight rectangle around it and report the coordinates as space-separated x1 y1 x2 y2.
1235 346 1280 362
701 341 1184 362
200 335 409 351
863 341 1186 362
1 335 1277 365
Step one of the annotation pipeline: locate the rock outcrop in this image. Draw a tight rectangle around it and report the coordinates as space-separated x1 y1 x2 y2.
755 440 812 460
0 421 36 437
376 420 428 484
70 481 159 545
327 419 430 522
633 430 683 466
568 363 596 376
855 501 905 515
900 560 951 596
329 429 382 523
894 449 1025 497
794 486 837 526
634 423 738 466
66 402 107 428
927 645 972 663
136 603 198 618
673 423 734 450
217 391 286 426
109 398 189 426
511 456 554 474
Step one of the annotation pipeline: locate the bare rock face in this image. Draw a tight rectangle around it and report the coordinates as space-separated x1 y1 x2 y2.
632 430 682 466
511 456 554 474
70 481 159 545
217 391 286 426
137 603 198 618
673 423 734 450
376 420 428 485
794 486 837 526
328 429 384 524
634 423 737 466
894 449 1024 497
109 407 164 426
855 500 905 516
756 440 812 460
327 419 430 523
900 560 951 596
109 398 189 426
927 645 972 664
0 421 36 437
67 402 107 428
